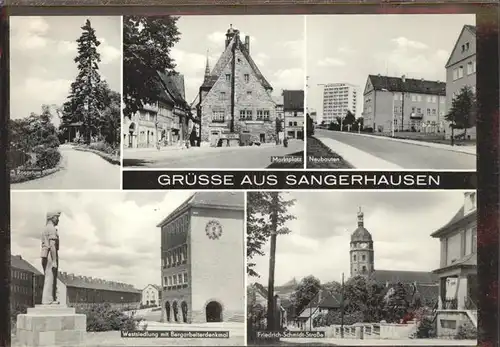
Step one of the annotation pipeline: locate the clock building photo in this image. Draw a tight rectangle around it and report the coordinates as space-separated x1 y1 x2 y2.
157 191 245 324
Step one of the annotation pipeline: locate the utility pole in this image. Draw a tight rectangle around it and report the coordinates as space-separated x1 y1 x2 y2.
340 272 345 338
400 75 406 132
266 193 279 331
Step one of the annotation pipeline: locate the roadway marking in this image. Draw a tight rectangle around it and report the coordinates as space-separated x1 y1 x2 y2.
316 137 403 170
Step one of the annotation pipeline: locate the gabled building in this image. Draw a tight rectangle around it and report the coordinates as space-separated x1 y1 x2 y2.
283 90 304 140
445 25 477 140
430 192 477 337
197 25 277 146
142 284 161 307
123 72 191 148
296 289 343 330
362 75 446 133
11 255 44 310
157 192 245 324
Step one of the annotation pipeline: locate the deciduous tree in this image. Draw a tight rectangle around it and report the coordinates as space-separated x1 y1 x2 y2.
246 192 295 277
290 275 321 317
123 16 181 118
445 85 476 142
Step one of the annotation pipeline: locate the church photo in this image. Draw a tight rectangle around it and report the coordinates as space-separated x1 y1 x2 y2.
246 191 477 346
123 15 305 169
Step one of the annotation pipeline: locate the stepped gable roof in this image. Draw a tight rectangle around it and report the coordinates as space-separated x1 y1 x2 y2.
11 255 42 275
431 207 476 238
283 90 304 111
201 32 272 91
351 226 372 242
367 75 446 96
157 192 244 227
58 272 141 293
371 270 438 285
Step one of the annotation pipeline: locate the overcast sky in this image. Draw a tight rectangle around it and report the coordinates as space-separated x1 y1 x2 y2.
10 16 121 128
173 15 305 104
306 14 475 121
250 191 469 286
11 191 194 290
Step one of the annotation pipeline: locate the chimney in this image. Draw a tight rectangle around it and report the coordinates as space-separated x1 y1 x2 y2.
245 35 250 53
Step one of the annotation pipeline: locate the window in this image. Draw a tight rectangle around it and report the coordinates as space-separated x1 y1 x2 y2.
173 275 178 285
244 74 249 83
353 255 357 261
432 109 437 115
432 96 437 103
178 274 183 284
411 94 417 102
167 252 172 266
247 91 252 96
240 110 252 121
453 68 459 81
417 95 422 102
219 92 226 101
212 110 225 123
458 66 464 78
184 273 188 284
417 108 421 114
393 93 398 101
288 121 293 126
225 74 231 81
466 42 470 51
362 255 366 261
467 61 474 75
362 266 367 272
427 108 431 116
465 228 473 256
472 227 477 253
427 96 432 103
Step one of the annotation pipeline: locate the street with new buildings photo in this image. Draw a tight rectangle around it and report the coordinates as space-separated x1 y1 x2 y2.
306 14 476 170
9 16 121 189
123 16 305 169
247 191 477 346
11 191 245 346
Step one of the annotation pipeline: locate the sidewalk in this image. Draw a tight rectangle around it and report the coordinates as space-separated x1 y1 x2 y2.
321 130 477 155
316 137 403 170
124 142 281 154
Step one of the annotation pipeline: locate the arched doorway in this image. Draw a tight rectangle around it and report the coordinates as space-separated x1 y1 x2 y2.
181 301 188 323
128 123 136 148
205 301 223 322
165 301 171 322
172 301 179 322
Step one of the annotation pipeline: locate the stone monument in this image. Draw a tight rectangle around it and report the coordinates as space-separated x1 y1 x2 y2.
16 211 87 346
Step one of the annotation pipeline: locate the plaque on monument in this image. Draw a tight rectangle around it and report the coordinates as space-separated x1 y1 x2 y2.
16 211 87 347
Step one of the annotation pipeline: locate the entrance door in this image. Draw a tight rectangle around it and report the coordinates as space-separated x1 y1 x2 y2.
259 133 265 143
205 301 223 322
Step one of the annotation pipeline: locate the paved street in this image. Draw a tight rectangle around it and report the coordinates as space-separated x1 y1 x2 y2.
123 140 304 169
11 145 121 190
312 129 476 170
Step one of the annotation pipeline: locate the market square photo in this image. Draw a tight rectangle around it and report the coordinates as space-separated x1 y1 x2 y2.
122 15 306 169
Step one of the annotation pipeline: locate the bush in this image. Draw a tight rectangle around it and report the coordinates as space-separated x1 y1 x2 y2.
34 147 61 170
416 316 436 338
455 322 477 340
88 141 119 156
11 305 28 331
76 303 143 332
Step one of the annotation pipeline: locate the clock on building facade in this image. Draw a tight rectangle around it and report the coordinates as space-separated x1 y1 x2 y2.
205 220 223 240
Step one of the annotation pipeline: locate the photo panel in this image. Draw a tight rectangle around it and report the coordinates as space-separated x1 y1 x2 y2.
306 14 477 171
122 15 306 170
11 191 246 346
247 191 477 346
9 16 122 190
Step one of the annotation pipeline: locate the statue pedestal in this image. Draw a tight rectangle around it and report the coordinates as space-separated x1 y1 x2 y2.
16 305 86 346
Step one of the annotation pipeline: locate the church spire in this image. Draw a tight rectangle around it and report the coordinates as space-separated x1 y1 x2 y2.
204 50 210 81
357 206 364 227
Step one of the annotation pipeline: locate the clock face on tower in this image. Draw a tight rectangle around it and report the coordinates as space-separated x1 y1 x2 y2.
205 220 223 240
360 242 368 249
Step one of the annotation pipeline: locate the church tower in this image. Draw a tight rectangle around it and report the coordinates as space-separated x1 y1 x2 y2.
350 207 374 278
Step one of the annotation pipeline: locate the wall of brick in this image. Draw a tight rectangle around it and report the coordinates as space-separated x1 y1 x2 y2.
200 47 277 143
190 207 245 322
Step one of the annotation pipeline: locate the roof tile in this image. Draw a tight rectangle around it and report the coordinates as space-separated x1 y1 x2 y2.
368 75 446 96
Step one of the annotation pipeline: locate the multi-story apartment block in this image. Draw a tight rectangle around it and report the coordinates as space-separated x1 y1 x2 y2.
283 90 304 140
445 25 477 140
322 83 359 125
363 75 446 133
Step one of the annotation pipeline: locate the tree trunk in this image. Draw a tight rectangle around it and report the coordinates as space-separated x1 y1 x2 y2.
267 193 279 331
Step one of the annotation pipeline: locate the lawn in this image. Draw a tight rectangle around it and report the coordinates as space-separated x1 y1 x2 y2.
306 137 353 169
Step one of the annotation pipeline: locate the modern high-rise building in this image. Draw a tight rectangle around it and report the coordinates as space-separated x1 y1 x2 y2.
322 83 359 124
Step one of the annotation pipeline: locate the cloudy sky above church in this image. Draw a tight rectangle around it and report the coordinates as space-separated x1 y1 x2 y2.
306 14 475 119
10 16 121 127
173 15 305 104
250 191 468 286
11 191 193 289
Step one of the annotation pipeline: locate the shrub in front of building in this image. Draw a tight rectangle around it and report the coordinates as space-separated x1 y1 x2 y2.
34 147 62 170
76 303 143 332
416 316 436 338
455 322 477 340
